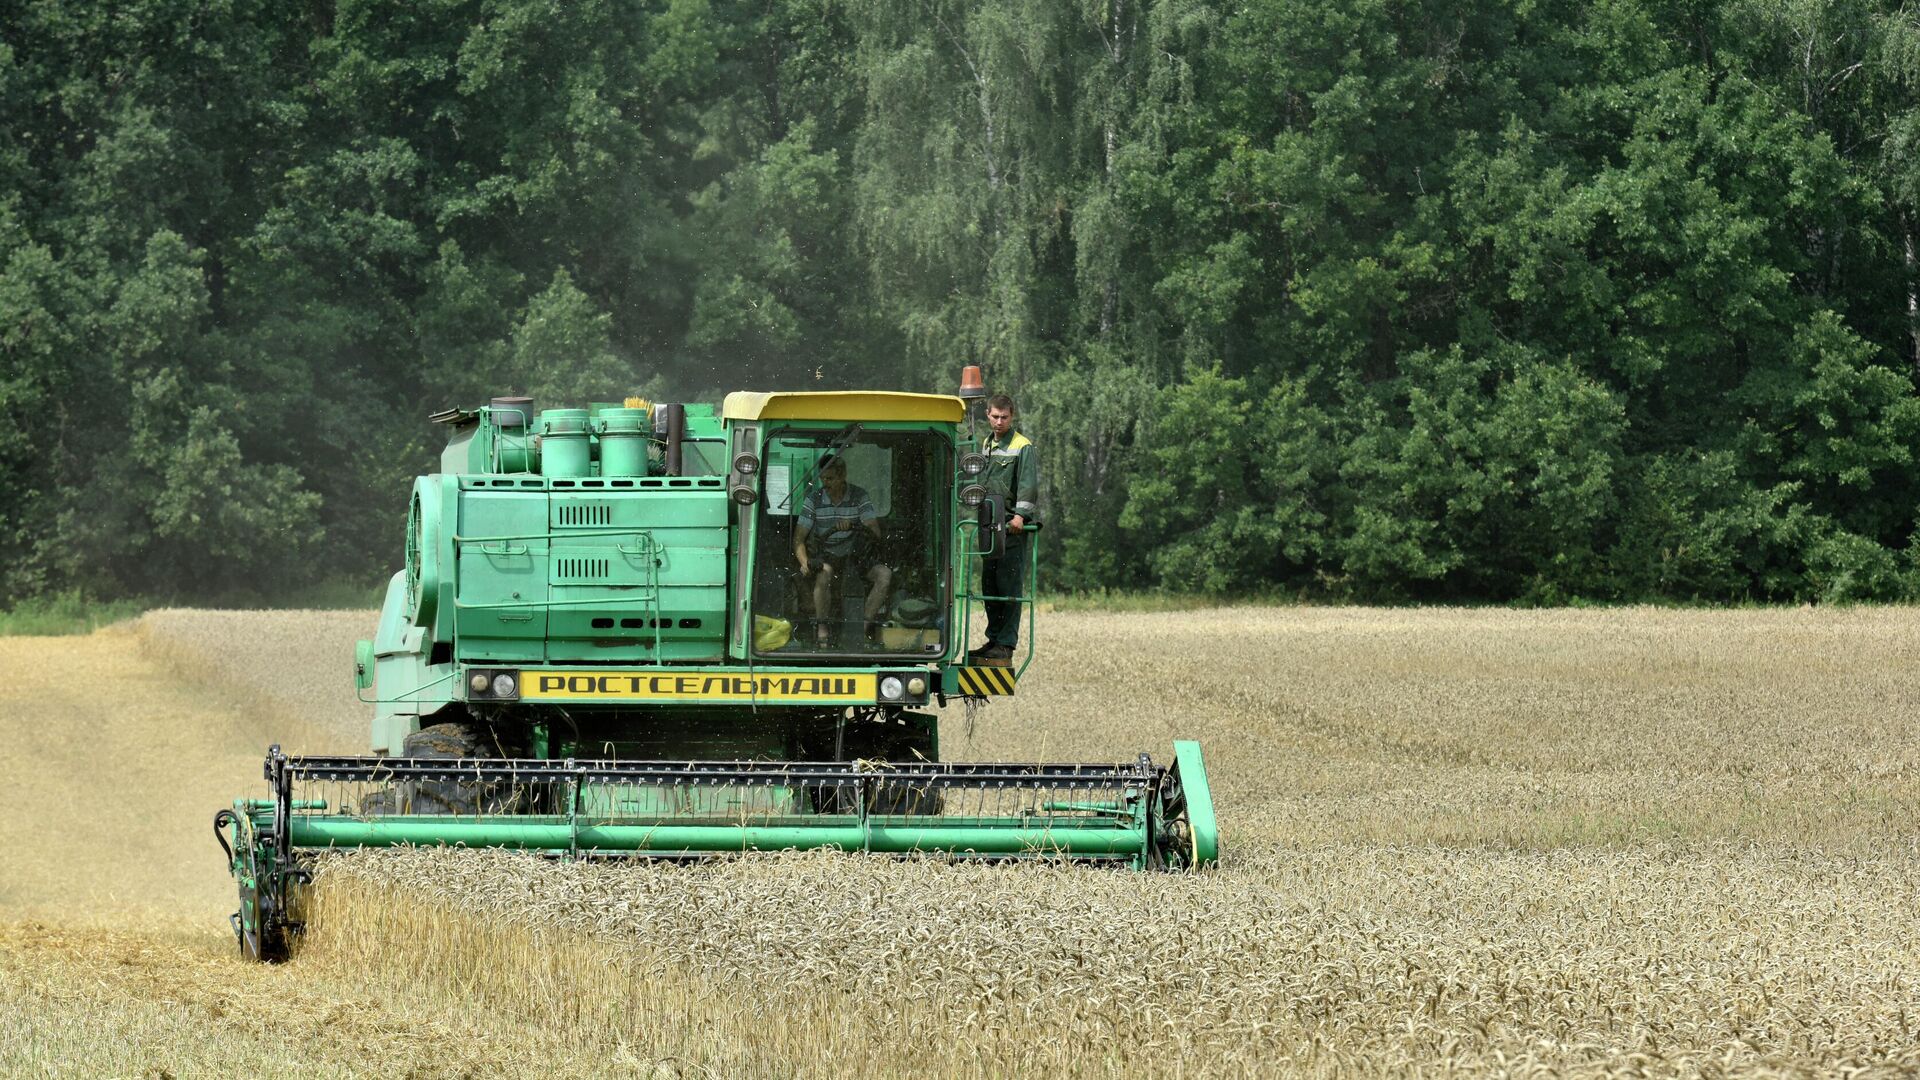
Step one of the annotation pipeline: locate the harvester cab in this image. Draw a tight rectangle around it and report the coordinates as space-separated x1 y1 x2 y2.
217 384 1218 961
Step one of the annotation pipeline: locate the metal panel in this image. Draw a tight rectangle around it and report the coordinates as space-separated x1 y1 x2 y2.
454 489 549 661
950 666 1017 696
540 488 730 661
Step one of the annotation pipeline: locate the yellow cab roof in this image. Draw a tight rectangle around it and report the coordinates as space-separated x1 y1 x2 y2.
720 391 965 424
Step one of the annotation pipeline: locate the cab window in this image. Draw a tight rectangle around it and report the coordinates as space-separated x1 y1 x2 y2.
750 427 950 659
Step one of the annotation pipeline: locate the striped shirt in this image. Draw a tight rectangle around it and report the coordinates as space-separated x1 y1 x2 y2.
799 482 877 558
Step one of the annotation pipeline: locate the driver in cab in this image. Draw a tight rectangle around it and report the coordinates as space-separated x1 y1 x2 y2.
793 456 892 646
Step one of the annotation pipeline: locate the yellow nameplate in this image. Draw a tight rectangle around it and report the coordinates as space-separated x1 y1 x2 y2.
524 671 877 703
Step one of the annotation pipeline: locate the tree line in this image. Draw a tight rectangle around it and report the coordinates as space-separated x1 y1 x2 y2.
3 0 1918 605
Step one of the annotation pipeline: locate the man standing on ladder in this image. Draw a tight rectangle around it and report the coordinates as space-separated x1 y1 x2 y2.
972 393 1039 665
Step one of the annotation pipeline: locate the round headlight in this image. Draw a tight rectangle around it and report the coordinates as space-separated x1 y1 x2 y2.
906 676 927 696
879 676 905 700
469 673 489 693
960 452 987 477
730 484 758 506
492 673 517 697
960 484 987 508
732 452 760 476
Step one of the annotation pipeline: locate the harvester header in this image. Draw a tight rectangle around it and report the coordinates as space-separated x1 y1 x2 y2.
217 382 1218 961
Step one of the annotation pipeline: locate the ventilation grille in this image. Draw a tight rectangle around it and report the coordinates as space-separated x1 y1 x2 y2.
551 477 724 488
557 503 613 526
554 557 610 580
466 478 727 489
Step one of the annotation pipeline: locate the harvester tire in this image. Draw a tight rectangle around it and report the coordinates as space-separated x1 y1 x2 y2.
362 721 529 815
236 882 292 963
403 722 476 759
851 712 942 816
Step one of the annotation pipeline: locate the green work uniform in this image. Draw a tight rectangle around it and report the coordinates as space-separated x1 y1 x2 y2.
982 429 1038 649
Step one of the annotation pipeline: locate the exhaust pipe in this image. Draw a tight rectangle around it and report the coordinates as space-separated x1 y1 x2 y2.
659 403 686 476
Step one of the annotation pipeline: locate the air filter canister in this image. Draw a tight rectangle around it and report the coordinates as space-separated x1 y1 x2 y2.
539 409 591 477
598 407 649 477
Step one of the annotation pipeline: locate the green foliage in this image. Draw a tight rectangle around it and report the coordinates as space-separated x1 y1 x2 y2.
2 0 1917 605
1609 452 1798 601
1121 366 1332 593
1334 348 1627 601
0 591 144 636
505 270 629 405
1023 345 1158 590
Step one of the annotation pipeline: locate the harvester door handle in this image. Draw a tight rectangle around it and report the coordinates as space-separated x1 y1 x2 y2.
479 541 528 556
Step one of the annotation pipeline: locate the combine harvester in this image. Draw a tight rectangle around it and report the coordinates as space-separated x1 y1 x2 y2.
216 371 1217 960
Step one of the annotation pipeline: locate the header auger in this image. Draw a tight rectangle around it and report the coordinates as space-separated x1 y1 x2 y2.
217 383 1218 961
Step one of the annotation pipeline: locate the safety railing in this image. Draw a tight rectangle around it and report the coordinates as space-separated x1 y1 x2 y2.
477 405 539 474
957 519 1041 679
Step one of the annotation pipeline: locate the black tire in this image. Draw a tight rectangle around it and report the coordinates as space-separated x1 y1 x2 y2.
402 722 476 758
836 711 945 816
362 720 530 815
236 881 291 963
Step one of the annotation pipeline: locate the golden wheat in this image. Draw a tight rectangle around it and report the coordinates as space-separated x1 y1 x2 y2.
302 839 1920 1076
136 608 375 749
3 606 1919 1076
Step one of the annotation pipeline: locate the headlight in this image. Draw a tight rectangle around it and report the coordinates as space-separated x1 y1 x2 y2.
906 676 927 696
732 451 760 476
879 676 905 700
467 669 521 699
960 452 987 477
960 484 987 508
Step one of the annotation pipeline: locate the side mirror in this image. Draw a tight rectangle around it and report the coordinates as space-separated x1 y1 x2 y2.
354 639 375 691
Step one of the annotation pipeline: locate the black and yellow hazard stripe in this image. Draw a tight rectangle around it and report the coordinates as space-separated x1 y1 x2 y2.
955 666 1017 696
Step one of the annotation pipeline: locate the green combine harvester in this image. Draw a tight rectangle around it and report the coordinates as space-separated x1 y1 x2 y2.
217 374 1218 961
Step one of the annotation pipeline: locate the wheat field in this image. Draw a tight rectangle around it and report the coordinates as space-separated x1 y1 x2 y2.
2 607 1918 1076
